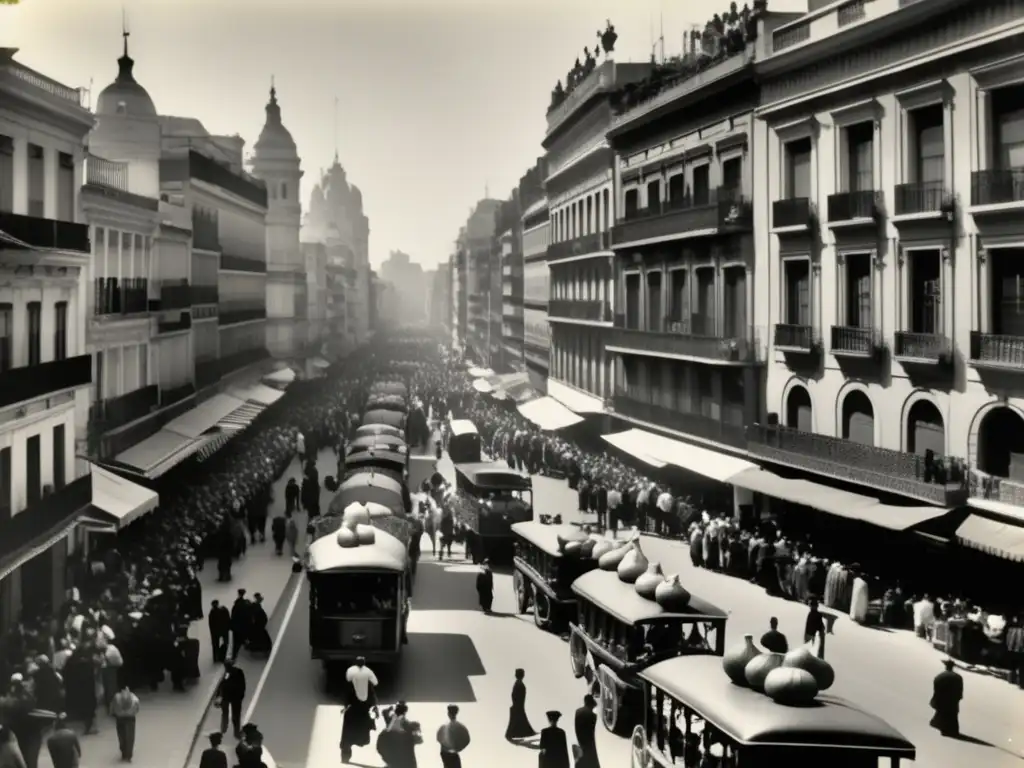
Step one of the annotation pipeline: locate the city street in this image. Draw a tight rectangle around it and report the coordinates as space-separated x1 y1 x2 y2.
219 470 1024 768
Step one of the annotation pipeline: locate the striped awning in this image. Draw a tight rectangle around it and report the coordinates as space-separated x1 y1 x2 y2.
195 432 234 462
219 401 265 431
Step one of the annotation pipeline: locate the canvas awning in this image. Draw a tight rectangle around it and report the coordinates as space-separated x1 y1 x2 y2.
89 465 159 529
547 379 605 414
602 430 666 468
264 367 296 386
968 495 1024 524
228 383 285 407
472 379 493 393
218 401 266 431
114 429 205 479
468 367 494 378
195 431 235 462
0 476 92 581
639 429 755 483
163 394 247 439
517 396 583 431
955 514 1024 561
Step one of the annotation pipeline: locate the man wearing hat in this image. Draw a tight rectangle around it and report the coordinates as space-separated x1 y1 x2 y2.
216 660 246 740
538 710 570 768
198 732 228 768
230 590 251 661
929 658 963 737
573 694 599 768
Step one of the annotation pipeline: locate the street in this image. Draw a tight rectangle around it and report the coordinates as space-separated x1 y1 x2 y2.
187 470 1024 768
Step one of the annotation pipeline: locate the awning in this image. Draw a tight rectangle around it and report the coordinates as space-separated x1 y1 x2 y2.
228 383 284 407
968 496 1024 524
547 379 605 414
89 465 159 529
114 429 204 478
0 475 92 582
195 431 235 462
218 401 265 431
602 430 666 468
517 396 583 431
311 357 330 369
163 393 246 439
638 429 756 483
264 367 296 386
472 379 493 393
955 514 1024 561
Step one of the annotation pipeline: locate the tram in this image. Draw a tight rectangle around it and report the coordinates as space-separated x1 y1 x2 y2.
446 419 481 463
448 462 533 563
334 470 408 516
510 521 599 632
362 409 406 430
355 423 405 441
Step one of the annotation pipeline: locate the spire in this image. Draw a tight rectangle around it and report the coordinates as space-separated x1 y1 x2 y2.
264 76 281 125
117 9 136 83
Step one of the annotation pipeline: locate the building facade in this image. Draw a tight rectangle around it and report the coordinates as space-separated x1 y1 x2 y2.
380 250 426 326
522 197 550 393
302 241 328 354
752 0 1024 514
496 194 521 372
427 263 450 330
459 199 502 363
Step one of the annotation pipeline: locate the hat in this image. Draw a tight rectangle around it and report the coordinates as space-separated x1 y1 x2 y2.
9 674 23 683
238 589 247 596
254 593 263 602
545 710 561 721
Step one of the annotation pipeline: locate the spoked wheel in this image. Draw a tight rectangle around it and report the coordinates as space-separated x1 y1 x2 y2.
512 570 529 614
630 725 647 768
599 666 620 733
568 629 587 679
532 588 552 630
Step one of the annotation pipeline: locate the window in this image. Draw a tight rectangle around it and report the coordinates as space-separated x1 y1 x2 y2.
57 152 75 222
721 157 742 197
723 266 746 338
26 434 41 506
667 174 685 203
843 253 872 327
0 303 11 372
910 105 944 184
0 134 13 213
52 424 66 490
281 182 287 199
992 85 1024 169
844 122 874 192
668 270 688 326
94 350 104 404
991 251 1024 337
784 138 812 198
694 267 715 335
692 165 710 205
27 144 44 217
624 272 641 329
908 249 941 334
623 188 639 218
27 302 41 366
602 189 610 231
646 271 663 331
784 260 811 325
646 180 661 210
0 447 10 522
54 301 68 360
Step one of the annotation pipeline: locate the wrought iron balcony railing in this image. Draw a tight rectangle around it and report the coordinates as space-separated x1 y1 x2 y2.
972 168 1024 206
893 331 950 363
612 188 749 246
826 190 881 223
830 326 883 358
0 354 91 410
894 180 946 215
94 277 148 316
156 313 192 334
88 384 159 434
969 331 1024 369
0 211 89 253
547 232 609 261
772 197 813 228
160 281 192 310
613 389 747 448
774 323 817 352
610 314 758 363
191 285 219 305
160 383 196 408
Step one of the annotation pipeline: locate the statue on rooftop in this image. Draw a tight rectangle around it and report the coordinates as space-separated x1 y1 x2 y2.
599 20 618 54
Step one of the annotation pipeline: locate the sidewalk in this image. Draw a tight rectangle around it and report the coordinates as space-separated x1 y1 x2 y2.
37 447 339 768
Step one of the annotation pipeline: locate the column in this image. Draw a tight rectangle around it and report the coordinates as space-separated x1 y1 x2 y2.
11 137 27 215
43 146 57 220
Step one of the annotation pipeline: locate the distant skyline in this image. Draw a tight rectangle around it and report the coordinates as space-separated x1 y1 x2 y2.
5 0 805 268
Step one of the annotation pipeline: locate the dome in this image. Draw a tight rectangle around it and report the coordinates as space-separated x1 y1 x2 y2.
96 36 157 117
253 84 297 157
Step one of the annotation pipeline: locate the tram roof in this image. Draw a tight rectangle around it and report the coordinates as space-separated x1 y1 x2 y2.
362 410 406 428
339 470 404 496
370 381 407 395
366 397 408 413
307 526 409 573
571 569 726 625
455 462 532 491
349 435 409 452
344 450 408 470
639 655 916 756
511 521 588 557
449 419 479 437
355 424 405 440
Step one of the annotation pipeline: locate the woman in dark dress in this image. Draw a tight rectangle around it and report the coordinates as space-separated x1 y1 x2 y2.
505 668 536 741
247 595 272 655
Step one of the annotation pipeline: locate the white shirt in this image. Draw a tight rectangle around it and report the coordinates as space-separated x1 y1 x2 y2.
913 599 935 629
656 492 674 513
297 434 306 453
345 665 378 702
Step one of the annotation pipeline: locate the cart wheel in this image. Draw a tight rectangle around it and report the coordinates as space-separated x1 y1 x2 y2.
512 570 529 614
569 629 587 679
630 725 647 768
599 666 620 733
533 588 551 630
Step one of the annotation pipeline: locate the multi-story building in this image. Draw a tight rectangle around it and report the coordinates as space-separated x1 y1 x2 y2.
499 191 524 371
302 241 328 358
380 250 426 326
605 24 759 455
546 57 651 419
749 0 1024 533
460 199 502 363
427 263 451 330
249 84 306 361
452 238 467 347
522 194 550 393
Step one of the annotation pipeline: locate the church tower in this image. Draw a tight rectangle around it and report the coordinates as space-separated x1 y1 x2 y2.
250 81 305 359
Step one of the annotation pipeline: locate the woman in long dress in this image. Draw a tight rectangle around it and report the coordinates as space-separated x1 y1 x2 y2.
247 595 273 655
505 668 536 741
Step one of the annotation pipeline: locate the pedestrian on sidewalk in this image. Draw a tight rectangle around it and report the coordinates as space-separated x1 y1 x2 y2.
760 617 789 654
284 478 300 518
804 599 827 660
504 669 535 742
44 714 80 768
476 563 493 613
573 694 599 768
436 704 470 767
340 657 379 764
198 733 227 768
247 503 267 546
539 711 570 768
285 515 300 558
296 431 306 465
271 515 287 555
217 660 246 740
110 684 139 763
230 590 251 661
209 600 230 664
929 659 963 738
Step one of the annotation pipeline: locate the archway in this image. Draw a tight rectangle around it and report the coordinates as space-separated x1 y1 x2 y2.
841 390 874 445
785 385 812 431
906 399 945 456
977 406 1024 477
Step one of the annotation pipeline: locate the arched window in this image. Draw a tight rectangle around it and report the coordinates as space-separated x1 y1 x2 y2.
978 406 1024 477
841 390 874 445
906 399 945 456
785 385 812 431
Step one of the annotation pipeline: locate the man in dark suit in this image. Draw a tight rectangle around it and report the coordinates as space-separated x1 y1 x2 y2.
209 600 230 664
199 732 228 768
230 590 251 661
573 695 599 768
930 658 964 737
217 660 246 739
539 710 570 768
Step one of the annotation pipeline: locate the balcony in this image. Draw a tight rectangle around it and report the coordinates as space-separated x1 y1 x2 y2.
0 211 89 253
969 332 1024 371
609 314 758 363
893 331 950 364
830 326 883 358
826 190 881 225
548 300 611 323
547 232 609 262
772 198 813 229
192 285 219 305
747 423 968 506
774 323 817 353
94 278 148 317
160 383 196 408
0 354 91 410
219 307 267 326
156 313 192 334
88 384 159 434
160 281 192 310
612 190 730 247
216 347 270 378
894 181 947 216
613 390 747 448
184 150 267 209
84 155 159 211
971 167 1024 208
220 254 267 273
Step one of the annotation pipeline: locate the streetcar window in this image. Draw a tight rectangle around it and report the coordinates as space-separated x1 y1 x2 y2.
314 574 398 615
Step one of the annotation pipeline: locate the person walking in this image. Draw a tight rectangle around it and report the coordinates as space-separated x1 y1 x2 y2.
286 514 300 558
504 668 535 741
271 515 287 555
198 733 228 768
573 695 599 768
439 508 455 561
44 714 80 768
340 657 379 764
296 431 306 465
804 598 827 659
284 478 300 518
436 704 470 768
110 684 139 763
216 660 246 740
539 711 570 768
929 659 964 737
209 600 231 664
760 617 789 654
476 563 493 613
230 590 251 661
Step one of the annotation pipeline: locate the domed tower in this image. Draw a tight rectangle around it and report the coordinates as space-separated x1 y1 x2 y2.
88 29 161 198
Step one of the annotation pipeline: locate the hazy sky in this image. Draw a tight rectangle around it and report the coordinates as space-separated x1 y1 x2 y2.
6 0 803 269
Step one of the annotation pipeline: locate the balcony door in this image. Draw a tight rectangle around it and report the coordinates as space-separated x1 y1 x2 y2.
844 253 872 328
694 267 715 336
57 152 75 222
27 302 41 366
26 433 41 505
0 135 13 213
668 270 688 329
722 266 746 339
908 250 941 335
992 85 1024 170
785 139 812 199
624 273 641 329
645 271 663 332
27 144 44 217
991 250 1024 336
784 260 811 325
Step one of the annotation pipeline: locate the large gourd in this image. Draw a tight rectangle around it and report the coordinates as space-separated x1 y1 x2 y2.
355 523 376 545
744 652 785 692
556 528 588 553
764 667 819 705
336 525 358 548
343 502 371 526
633 562 665 600
654 574 691 611
781 644 835 691
598 543 632 571
722 635 761 686
590 539 615 560
616 541 648 583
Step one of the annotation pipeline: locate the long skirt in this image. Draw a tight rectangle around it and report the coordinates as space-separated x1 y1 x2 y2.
341 698 375 749
505 705 535 740
248 627 273 654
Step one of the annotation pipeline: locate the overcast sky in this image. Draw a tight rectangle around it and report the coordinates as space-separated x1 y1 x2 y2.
5 0 804 269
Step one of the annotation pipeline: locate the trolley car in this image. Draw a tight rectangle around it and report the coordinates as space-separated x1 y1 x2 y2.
447 419 481 463
449 462 533 563
344 448 408 477
568 569 727 734
335 471 408 517
355 423 405 441
362 409 406 429
366 395 408 413
348 435 408 455
632 655 915 768
510 522 599 632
